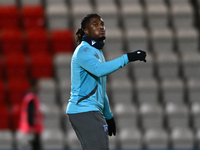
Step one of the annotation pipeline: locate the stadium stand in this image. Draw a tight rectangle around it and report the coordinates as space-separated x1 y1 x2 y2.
0 0 199 149
29 53 53 79
25 29 49 55
20 0 41 6
7 78 30 106
4 54 28 80
0 5 19 29
50 30 74 54
139 102 164 129
0 0 16 5
119 127 142 149
0 130 14 149
21 5 45 29
143 128 169 149
121 0 144 29
46 5 69 31
0 29 24 55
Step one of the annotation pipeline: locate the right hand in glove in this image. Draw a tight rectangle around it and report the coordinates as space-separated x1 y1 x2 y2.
127 50 147 62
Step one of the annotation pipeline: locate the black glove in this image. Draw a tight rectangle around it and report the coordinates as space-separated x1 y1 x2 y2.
106 117 116 136
127 50 147 62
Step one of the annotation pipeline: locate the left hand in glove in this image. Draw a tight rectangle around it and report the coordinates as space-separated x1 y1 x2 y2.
106 117 116 136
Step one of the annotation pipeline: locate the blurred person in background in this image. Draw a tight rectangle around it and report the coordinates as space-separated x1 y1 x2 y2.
67 13 146 150
17 79 43 150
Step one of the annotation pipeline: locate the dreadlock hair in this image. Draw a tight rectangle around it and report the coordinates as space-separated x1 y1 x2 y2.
75 13 101 45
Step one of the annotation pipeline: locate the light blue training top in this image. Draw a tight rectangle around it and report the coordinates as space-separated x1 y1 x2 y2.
66 41 129 120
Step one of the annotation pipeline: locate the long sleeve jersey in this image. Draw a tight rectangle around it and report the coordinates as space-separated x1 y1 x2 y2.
66 41 129 120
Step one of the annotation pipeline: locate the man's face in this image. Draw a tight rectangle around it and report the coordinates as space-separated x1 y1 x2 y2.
84 16 106 40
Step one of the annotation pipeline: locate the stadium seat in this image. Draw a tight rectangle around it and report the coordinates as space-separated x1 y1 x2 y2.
146 3 169 29
0 85 9 129
145 0 166 5
54 53 72 80
171 3 194 29
136 78 159 104
170 127 194 149
139 102 164 129
104 28 124 60
21 5 45 29
0 130 14 149
65 128 82 149
118 127 142 149
196 128 200 148
191 102 200 129
126 27 149 53
0 57 3 79
0 0 16 5
110 78 133 104
109 64 129 81
10 104 21 131
108 135 118 149
41 104 61 130
161 78 184 103
0 80 6 106
4 54 28 80
121 0 144 29
182 51 200 79
0 6 19 29
30 53 53 79
45 0 66 5
156 52 179 79
0 58 3 78
7 78 30 106
46 4 69 31
0 106 10 129
71 0 94 30
166 102 189 129
0 29 24 55
176 27 199 54
25 29 49 55
20 0 41 6
38 78 57 104
143 128 169 149
130 53 154 79
114 102 138 129
51 30 74 54
41 129 65 150
151 27 173 53
58 78 71 104
169 0 191 5
187 78 200 103
96 0 119 29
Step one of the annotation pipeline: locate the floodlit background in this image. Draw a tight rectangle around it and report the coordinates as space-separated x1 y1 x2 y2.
0 0 200 149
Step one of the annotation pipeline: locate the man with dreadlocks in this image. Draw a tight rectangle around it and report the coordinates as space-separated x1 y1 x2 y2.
66 13 146 150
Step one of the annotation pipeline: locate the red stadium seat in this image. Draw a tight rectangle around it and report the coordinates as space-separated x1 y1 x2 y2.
0 106 10 129
4 54 28 80
51 29 74 54
0 6 19 29
0 57 3 79
8 78 30 106
10 104 21 131
21 6 45 29
0 80 7 106
30 53 53 79
0 29 24 55
26 29 49 55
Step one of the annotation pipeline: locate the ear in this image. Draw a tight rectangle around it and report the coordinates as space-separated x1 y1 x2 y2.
84 28 89 35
